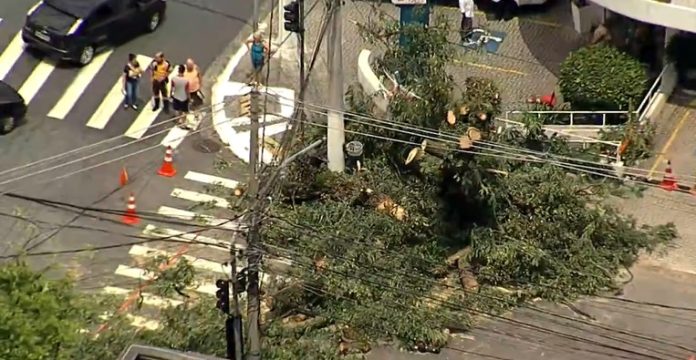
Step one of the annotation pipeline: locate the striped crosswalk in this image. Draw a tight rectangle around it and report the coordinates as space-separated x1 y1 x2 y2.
100 170 288 330
0 31 197 148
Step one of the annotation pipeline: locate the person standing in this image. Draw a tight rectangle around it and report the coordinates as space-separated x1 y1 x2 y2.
149 51 172 112
184 58 203 109
170 64 191 128
122 53 142 110
459 0 475 43
491 0 514 21
245 32 269 85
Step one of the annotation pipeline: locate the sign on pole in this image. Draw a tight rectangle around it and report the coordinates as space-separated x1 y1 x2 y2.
391 0 427 4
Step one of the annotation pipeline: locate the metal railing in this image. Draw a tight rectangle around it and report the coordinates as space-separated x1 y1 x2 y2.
494 117 622 162
503 110 631 128
637 65 668 123
504 64 670 128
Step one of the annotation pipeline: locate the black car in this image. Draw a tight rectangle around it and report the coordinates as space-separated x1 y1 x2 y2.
22 0 166 65
0 81 27 135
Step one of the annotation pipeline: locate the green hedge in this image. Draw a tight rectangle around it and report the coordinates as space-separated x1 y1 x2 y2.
559 45 647 110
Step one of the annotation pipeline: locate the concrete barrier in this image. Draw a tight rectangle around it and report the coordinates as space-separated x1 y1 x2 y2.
357 49 389 113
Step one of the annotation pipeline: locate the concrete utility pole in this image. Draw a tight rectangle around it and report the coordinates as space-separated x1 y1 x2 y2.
246 88 262 360
253 0 260 32
326 0 345 172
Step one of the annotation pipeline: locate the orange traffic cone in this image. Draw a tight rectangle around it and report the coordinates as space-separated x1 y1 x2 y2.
119 167 129 187
157 146 177 177
122 193 139 225
660 160 678 191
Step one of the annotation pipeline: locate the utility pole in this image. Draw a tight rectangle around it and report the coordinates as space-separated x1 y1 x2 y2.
252 0 259 33
296 0 306 137
326 0 345 172
230 251 244 360
246 88 262 360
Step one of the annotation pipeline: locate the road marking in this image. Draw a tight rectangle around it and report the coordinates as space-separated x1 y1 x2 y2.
185 171 240 188
463 61 526 76
100 312 160 330
87 54 151 130
129 245 232 274
160 126 188 149
472 10 561 27
103 286 182 308
524 18 562 28
125 64 175 138
18 60 54 104
0 33 24 81
48 50 112 119
171 188 230 208
157 206 247 231
648 110 691 179
128 244 279 283
142 224 240 251
115 265 217 296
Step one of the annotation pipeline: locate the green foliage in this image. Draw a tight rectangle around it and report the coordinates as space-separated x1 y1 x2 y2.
596 118 656 165
144 256 196 299
1 8 678 360
467 164 675 301
0 261 103 360
559 45 648 110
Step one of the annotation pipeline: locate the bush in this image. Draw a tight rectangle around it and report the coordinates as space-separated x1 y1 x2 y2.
559 45 648 110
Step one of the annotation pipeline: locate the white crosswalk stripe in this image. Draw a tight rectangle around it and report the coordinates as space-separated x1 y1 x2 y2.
87 54 152 130
0 33 24 81
0 32 197 146
18 60 54 104
48 50 113 120
100 173 289 331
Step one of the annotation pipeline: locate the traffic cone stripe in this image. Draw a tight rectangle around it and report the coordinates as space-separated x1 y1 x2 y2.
122 194 139 225
660 160 678 192
157 146 177 178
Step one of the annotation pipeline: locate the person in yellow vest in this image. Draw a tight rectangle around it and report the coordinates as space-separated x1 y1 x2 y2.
149 51 172 112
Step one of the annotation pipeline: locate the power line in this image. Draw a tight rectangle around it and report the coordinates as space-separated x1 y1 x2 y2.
260 244 678 360
0 99 227 180
273 92 680 182
265 105 695 199
264 214 696 354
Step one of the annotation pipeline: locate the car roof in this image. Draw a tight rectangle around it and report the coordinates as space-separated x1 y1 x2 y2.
44 0 113 18
0 81 23 106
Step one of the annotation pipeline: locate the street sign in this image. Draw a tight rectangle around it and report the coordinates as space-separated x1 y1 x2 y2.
391 0 427 4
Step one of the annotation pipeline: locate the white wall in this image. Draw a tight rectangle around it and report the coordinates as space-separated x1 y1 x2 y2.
589 0 696 33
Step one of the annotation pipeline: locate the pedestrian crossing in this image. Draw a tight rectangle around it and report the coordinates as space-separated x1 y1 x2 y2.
100 170 289 330
0 31 197 149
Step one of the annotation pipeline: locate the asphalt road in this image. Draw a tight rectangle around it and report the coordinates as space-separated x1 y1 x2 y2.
0 0 253 285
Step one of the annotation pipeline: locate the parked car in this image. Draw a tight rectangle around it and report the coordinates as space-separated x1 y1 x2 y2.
22 0 166 65
0 81 27 135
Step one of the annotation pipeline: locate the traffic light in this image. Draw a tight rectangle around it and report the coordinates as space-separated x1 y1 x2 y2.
283 1 302 33
215 279 230 314
239 94 251 117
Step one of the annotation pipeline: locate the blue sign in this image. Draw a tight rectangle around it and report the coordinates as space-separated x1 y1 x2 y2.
397 4 430 47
